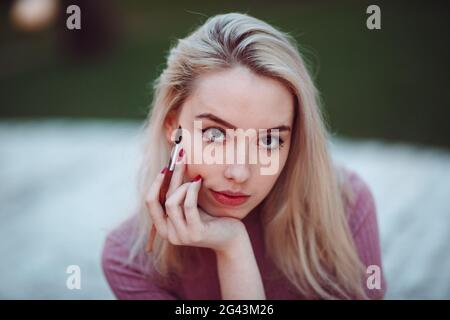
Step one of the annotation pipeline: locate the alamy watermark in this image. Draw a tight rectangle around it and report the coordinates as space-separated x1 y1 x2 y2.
66 4 81 30
366 5 381 30
171 121 282 176
66 264 81 290
366 264 382 290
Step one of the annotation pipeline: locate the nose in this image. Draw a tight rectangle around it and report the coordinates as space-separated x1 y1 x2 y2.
223 164 250 184
222 132 253 184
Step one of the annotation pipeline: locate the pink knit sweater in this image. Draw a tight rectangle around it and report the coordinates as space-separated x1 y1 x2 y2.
101 169 386 299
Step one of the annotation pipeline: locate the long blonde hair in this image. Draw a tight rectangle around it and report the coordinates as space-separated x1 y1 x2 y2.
128 12 367 299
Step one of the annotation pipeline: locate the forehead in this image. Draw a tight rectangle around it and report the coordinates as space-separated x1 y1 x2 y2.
183 66 294 129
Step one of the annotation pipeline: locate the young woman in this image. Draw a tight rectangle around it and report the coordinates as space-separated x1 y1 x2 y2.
102 12 386 300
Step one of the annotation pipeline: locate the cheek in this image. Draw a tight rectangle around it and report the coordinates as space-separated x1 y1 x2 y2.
254 175 279 198
185 163 213 183
185 163 198 182
273 146 290 176
278 142 290 164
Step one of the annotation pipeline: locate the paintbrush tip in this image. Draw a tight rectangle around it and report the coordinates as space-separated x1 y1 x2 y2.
175 125 183 144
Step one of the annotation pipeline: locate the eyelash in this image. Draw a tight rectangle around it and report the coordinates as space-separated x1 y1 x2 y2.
201 126 285 150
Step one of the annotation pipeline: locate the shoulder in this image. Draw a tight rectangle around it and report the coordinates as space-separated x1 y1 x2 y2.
101 214 181 299
336 166 387 299
102 214 139 260
337 166 377 236
101 214 144 278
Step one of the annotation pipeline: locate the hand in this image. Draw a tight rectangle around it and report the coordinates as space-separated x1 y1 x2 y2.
145 150 246 253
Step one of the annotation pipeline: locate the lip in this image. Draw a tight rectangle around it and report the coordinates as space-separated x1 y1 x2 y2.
215 189 250 197
209 189 250 206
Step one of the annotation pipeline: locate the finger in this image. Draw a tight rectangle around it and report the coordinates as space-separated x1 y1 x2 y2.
166 148 186 198
167 218 181 245
145 168 168 238
184 177 203 234
165 182 191 242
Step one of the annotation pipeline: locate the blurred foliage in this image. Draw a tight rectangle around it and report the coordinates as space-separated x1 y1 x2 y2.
0 0 449 148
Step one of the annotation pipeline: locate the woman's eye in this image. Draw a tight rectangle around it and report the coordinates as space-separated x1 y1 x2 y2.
259 135 284 150
202 127 225 143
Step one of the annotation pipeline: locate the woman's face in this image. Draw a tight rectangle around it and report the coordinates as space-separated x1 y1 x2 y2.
164 66 294 219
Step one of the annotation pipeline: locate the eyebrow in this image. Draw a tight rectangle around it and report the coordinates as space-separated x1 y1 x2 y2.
194 112 291 132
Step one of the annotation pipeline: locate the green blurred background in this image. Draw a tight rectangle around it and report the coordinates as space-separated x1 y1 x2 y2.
1 0 449 148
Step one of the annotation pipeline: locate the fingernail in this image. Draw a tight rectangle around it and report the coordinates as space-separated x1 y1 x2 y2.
161 167 167 174
178 148 184 158
192 174 202 182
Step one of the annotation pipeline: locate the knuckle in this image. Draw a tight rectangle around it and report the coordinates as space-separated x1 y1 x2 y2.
188 231 202 243
169 234 179 245
178 234 189 244
146 207 156 219
145 196 154 207
155 226 167 240
160 231 168 240
165 199 176 211
165 189 174 199
184 200 196 210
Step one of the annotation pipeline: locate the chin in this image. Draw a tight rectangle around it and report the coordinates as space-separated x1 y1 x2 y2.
201 202 246 219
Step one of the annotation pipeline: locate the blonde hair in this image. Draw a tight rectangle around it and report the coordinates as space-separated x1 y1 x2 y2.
128 12 367 299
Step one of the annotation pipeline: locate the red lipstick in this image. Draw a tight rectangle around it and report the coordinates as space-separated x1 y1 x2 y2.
210 189 250 206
